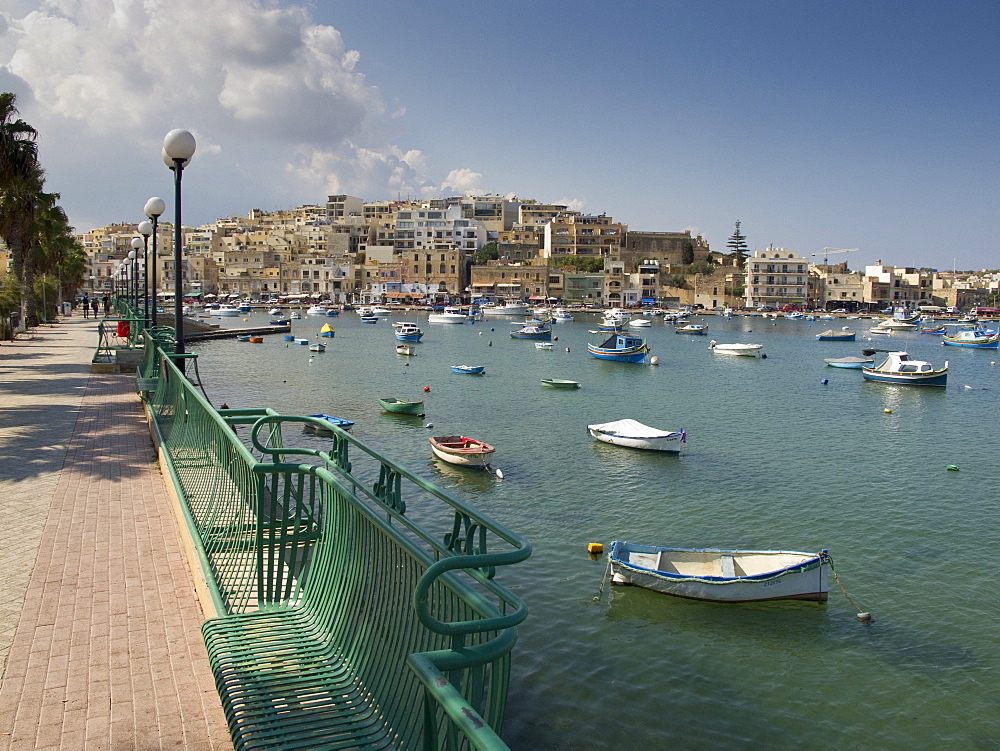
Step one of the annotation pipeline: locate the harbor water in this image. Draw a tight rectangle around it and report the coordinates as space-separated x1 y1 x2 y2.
190 311 1000 748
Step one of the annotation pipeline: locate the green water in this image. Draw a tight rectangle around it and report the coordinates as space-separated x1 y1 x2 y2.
191 311 1000 748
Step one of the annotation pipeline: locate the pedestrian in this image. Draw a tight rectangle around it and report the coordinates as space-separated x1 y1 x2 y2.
82 295 90 319
91 298 99 317
102 295 110 316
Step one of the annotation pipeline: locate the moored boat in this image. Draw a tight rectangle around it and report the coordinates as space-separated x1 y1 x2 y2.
609 541 830 602
510 323 552 340
861 351 948 386
395 343 416 356
394 322 423 341
675 324 707 335
428 306 467 324
235 334 250 342
428 435 496 468
824 356 874 369
816 329 856 341
451 364 485 374
482 301 531 317
587 333 649 363
535 341 554 350
319 322 335 337
942 324 1000 348
587 419 685 452
360 315 379 324
248 336 263 343
709 341 764 358
216 304 241 317
378 397 424 415
308 342 325 352
303 414 354 435
540 378 580 389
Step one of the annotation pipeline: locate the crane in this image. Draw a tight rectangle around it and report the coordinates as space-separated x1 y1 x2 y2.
811 247 859 266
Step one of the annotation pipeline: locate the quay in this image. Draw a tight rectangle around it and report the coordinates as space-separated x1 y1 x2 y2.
0 315 230 748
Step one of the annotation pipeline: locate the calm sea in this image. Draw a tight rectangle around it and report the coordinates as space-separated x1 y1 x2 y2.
190 310 1000 749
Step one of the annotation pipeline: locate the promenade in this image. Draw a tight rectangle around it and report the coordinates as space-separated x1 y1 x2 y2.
0 315 229 749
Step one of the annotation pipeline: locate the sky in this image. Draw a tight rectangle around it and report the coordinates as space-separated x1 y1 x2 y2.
1 1 997 271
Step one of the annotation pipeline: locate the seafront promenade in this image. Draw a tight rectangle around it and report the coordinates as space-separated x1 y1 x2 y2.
0 315 229 749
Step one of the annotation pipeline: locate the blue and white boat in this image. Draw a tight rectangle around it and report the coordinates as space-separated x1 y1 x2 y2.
588 419 685 452
861 351 948 387
941 324 1000 348
587 333 649 363
609 541 830 603
510 323 552 340
394 322 424 341
361 315 379 324
303 414 354 435
815 329 856 341
674 324 707 335
451 364 485 375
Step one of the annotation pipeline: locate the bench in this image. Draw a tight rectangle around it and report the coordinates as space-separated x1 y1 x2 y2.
720 554 736 578
155 409 530 750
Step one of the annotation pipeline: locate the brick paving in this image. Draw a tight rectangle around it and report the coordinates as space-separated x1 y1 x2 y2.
0 316 230 749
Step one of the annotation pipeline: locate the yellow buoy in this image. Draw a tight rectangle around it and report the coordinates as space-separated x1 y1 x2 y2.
587 542 604 555
884 408 892 414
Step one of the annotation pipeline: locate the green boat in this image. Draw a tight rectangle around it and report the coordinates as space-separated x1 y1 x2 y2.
540 378 580 389
379 397 425 415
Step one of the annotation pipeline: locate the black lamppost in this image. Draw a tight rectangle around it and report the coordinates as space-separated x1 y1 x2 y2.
130 240 142 314
138 220 152 328
143 197 165 327
162 129 196 365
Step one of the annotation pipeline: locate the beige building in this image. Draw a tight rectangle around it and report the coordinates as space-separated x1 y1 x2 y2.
745 247 810 308
542 214 624 258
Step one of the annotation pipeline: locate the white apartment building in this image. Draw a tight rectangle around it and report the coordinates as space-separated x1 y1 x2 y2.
744 247 809 308
394 205 485 252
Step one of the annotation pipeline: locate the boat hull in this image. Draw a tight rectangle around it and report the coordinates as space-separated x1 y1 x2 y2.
379 398 424 415
942 333 999 348
609 541 829 603
451 365 485 374
824 357 873 369
710 343 764 357
589 429 683 452
429 436 495 468
540 379 579 389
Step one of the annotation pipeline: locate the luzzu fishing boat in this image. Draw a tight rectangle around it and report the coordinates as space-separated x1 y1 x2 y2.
941 324 1000 348
861 351 948 386
587 333 649 363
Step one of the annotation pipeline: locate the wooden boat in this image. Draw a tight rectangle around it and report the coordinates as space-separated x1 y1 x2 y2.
236 334 250 342
319 322 335 337
919 324 946 334
269 318 290 325
587 333 649 363
308 343 325 352
942 325 1000 348
587 419 685 452
290 312 303 319
451 364 485 374
248 337 264 343
428 435 495 468
868 326 893 335
709 341 764 358
303 414 354 435
675 324 707 335
535 342 554 350
510 323 551 340
379 397 424 415
395 344 416 356
862 351 948 386
824 356 873 369
540 378 580 389
394 322 423 341
815 329 856 341
360 315 379 324
609 541 830 602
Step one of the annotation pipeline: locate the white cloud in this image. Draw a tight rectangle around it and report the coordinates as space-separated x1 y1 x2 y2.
553 196 586 213
441 168 484 195
0 0 493 227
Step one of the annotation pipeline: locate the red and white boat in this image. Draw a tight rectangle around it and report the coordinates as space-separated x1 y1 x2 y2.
428 435 496 468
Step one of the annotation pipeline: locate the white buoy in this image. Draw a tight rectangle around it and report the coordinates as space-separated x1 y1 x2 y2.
424 423 433 429
856 612 872 622
649 355 660 365
495 468 504 479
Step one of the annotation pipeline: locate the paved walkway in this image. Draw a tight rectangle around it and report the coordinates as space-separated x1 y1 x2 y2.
0 316 230 749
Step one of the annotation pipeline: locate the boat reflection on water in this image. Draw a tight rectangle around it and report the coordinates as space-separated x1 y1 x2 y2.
428 457 498 495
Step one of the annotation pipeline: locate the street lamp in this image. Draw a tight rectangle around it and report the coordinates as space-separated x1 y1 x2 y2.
128 245 139 312
144 197 165 327
138 220 152 328
162 129 195 365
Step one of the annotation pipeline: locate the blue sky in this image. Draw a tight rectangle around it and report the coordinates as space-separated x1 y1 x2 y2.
2 1 997 271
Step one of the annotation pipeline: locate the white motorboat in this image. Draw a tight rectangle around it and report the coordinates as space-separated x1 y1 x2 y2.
306 304 328 315
609 541 830 602
482 301 531 316
587 419 685 452
628 318 652 328
428 306 467 324
709 341 764 358
553 308 574 322
370 306 390 316
215 304 241 317
861 351 948 386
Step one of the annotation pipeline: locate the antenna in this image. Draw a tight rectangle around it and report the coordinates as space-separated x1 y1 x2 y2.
811 247 859 266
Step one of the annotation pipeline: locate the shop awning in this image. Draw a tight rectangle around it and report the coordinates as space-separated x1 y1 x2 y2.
528 296 546 300
385 292 413 298
471 283 494 287
496 283 520 287
641 298 656 303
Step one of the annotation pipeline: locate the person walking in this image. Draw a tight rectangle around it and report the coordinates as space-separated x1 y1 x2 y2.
82 295 90 319
102 296 110 316
91 298 99 318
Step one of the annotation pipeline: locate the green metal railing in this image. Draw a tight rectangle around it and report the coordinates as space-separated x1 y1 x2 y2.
139 341 530 749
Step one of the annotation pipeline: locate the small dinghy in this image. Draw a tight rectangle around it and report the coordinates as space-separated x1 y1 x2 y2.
815 329 856 341
396 344 416 356
824 356 874 369
308 342 325 352
609 541 830 602
587 419 685 452
451 364 485 375
303 414 354 435
378 397 424 416
540 378 580 389
709 341 764 357
429 435 495 468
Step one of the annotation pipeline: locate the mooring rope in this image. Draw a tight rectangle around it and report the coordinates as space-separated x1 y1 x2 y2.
594 556 612 601
826 553 872 622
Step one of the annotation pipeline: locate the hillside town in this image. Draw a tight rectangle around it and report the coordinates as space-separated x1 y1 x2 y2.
65 194 999 312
